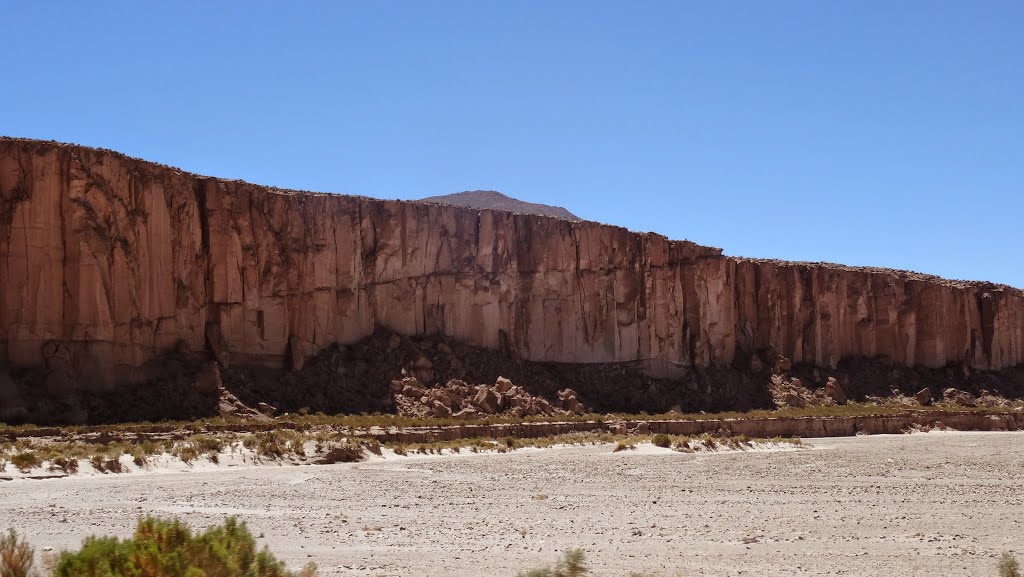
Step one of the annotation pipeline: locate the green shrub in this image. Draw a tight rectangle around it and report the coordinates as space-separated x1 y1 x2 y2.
53 516 316 577
1001 553 1022 577
0 528 35 577
651 434 672 448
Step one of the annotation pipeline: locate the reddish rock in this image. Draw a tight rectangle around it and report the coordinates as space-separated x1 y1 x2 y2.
194 361 223 395
774 356 793 374
495 377 514 394
914 388 932 406
557 388 586 414
943 388 977 407
1 138 1022 402
473 387 501 414
824 377 847 405
782 392 806 409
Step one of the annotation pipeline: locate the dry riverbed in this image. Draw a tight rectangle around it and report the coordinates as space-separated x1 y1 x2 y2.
0 431 1021 576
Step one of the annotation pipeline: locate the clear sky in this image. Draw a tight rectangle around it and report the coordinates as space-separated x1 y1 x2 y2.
4 2 1022 288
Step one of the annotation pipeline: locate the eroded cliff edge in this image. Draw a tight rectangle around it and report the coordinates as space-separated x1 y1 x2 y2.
1 138 1022 422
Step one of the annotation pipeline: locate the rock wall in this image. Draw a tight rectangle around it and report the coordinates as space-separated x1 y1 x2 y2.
1 138 1022 400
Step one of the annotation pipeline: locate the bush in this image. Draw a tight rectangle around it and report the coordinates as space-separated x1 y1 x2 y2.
315 444 364 464
90 455 123 473
49 457 79 475
244 430 306 460
517 548 589 577
53 516 317 577
10 452 41 473
174 445 199 464
651 434 672 448
1001 553 1022 577
0 528 35 577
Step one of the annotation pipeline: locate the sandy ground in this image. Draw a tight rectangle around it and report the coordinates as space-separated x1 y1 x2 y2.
1 431 1022 577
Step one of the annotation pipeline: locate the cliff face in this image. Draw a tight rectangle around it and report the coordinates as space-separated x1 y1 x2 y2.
1 139 1022 408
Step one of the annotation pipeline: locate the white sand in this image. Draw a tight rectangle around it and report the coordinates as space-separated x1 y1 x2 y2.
1 431 1020 576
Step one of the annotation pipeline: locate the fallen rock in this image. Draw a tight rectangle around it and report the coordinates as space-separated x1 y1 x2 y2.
782 392 806 409
473 386 501 414
392 376 585 419
495 377 514 393
824 377 847 405
774 356 793 374
943 388 977 407
557 388 585 414
217 388 271 421
914 388 932 406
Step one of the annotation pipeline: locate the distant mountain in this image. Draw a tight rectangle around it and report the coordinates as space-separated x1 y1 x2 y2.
417 190 581 221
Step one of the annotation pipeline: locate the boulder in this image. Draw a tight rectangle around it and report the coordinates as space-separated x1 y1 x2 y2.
429 400 452 418
557 388 585 414
782 392 806 409
453 407 479 419
495 377 514 393
824 377 847 405
774 356 793 374
914 388 932 406
954 392 977 407
943 388 977 407
392 376 423 393
473 387 501 414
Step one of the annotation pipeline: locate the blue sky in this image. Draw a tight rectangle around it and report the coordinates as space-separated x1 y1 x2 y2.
5 2 1022 287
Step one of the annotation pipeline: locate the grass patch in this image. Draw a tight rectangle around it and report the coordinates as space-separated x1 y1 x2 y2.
517 548 589 577
0 528 35 577
243 429 307 461
10 452 41 473
315 443 364 464
49 457 79 475
3 401 1014 440
90 455 124 474
651 434 672 448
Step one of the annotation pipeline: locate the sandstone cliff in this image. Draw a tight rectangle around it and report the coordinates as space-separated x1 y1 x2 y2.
0 138 1022 421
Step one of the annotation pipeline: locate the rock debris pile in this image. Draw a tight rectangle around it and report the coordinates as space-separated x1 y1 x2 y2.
392 376 586 419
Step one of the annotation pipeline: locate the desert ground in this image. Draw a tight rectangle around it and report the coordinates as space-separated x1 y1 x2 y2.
1 431 1021 577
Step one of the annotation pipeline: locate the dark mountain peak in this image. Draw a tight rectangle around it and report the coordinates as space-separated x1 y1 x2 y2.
417 190 581 221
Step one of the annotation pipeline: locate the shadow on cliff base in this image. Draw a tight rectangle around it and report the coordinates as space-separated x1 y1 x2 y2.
2 330 1024 425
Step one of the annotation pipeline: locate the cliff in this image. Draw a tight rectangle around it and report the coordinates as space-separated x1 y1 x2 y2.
1 138 1022 421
